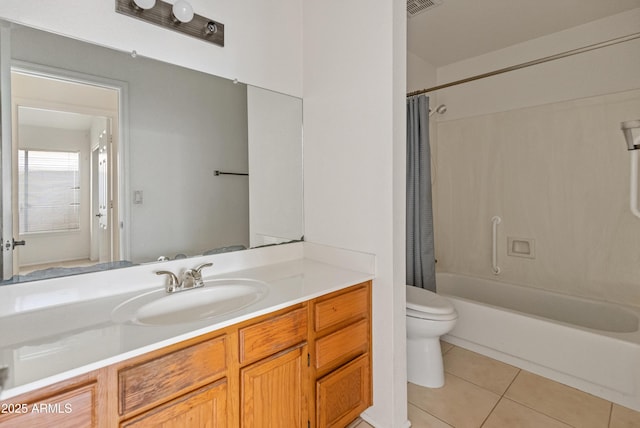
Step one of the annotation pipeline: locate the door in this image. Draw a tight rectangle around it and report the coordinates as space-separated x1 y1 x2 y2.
93 120 112 263
7 68 120 276
0 24 14 279
241 345 307 427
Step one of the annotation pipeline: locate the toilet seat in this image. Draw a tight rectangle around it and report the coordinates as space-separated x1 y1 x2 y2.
406 285 457 321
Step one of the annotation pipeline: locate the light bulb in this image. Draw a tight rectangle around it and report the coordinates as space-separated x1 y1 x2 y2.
132 0 156 10
172 0 194 23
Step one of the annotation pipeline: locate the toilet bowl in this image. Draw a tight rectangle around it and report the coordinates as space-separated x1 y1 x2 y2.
406 284 458 388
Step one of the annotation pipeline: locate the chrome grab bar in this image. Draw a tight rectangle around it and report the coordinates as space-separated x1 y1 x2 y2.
491 216 501 275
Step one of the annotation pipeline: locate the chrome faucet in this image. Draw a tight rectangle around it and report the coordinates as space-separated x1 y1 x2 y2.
156 262 213 293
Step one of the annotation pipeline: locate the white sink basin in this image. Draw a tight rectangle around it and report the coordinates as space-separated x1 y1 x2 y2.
111 278 269 325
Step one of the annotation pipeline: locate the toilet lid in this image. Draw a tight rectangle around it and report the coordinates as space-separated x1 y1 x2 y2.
406 285 455 315
406 307 457 321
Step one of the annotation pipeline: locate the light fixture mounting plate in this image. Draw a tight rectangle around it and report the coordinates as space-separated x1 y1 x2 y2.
116 0 224 47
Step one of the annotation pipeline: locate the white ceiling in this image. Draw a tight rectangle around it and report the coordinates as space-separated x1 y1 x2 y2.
19 107 95 131
407 0 640 67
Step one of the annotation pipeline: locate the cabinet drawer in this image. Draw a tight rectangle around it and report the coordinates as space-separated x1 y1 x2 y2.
239 307 307 364
316 354 371 428
315 319 368 372
314 285 368 332
119 335 227 415
0 382 97 428
121 379 227 428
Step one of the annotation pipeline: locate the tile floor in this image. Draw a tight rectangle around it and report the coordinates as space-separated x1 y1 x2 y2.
351 341 640 428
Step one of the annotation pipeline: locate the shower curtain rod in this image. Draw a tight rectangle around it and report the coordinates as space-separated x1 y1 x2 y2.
406 32 640 97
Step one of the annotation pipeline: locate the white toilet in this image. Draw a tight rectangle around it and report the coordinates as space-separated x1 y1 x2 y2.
406 285 458 388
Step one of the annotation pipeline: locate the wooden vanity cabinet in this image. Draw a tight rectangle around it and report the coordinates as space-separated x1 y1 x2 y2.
0 281 372 428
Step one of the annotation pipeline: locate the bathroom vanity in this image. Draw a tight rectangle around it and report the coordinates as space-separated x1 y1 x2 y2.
0 244 374 427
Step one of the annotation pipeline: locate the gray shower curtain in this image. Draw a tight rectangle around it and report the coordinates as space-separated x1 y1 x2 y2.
406 95 436 291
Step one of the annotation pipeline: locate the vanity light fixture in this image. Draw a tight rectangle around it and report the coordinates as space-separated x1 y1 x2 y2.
116 0 224 47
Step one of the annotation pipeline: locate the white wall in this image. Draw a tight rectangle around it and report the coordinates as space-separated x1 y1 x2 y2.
0 0 302 97
247 86 303 247
407 51 437 94
303 0 408 426
436 8 640 120
2 1 410 425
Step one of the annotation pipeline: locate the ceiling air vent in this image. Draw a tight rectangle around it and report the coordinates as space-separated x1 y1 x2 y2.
407 0 443 18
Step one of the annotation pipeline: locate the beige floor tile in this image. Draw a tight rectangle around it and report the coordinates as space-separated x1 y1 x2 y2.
345 418 362 428
408 403 453 427
505 371 611 428
441 340 454 354
483 398 572 428
443 346 519 395
408 374 500 428
610 404 640 428
355 420 374 428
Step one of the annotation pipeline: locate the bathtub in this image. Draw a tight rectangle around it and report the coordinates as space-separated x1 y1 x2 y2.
437 273 640 411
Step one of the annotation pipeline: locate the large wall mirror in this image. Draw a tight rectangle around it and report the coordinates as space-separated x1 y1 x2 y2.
0 20 303 284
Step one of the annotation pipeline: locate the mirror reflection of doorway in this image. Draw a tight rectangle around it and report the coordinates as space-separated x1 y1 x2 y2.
10 70 120 276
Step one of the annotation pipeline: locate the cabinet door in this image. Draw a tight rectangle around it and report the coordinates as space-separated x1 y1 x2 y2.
121 379 227 428
316 354 370 428
241 345 307 428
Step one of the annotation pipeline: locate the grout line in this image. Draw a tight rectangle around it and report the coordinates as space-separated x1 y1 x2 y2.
498 397 579 428
441 364 518 398
479 368 522 428
479 395 503 428
505 371 615 427
443 371 501 395
409 402 453 428
502 368 521 397
415 350 621 428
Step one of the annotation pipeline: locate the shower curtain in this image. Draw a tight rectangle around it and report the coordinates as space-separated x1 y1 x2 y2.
406 95 436 291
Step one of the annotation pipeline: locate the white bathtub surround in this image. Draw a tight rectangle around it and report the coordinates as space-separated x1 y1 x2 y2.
437 273 640 412
0 242 375 400
435 89 640 307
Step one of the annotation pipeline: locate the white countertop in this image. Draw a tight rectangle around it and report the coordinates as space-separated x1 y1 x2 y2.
0 246 375 400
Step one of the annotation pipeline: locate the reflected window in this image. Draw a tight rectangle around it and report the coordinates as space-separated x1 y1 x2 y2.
18 149 81 233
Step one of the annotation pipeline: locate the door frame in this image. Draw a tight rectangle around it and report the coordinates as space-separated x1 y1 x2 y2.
1 60 130 279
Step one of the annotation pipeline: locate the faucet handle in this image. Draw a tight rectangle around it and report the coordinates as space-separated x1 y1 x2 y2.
192 262 213 279
156 270 180 292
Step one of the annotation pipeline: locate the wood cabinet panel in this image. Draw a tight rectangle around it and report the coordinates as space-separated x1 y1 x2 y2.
241 346 306 428
316 354 371 428
239 307 307 365
0 381 98 428
121 379 227 428
315 319 369 372
119 335 227 416
314 285 368 333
